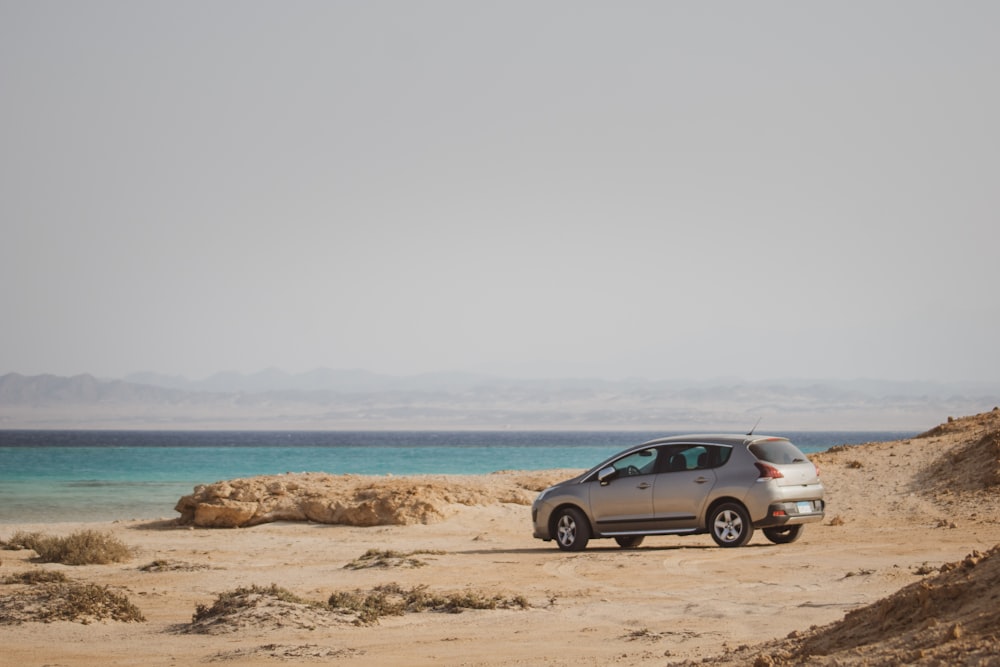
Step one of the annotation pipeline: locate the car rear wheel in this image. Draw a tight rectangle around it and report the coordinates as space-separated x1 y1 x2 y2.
709 502 754 547
554 507 590 551
763 525 803 544
614 536 644 549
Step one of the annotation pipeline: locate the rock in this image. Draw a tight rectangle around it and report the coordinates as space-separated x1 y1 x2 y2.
193 499 257 528
173 470 579 529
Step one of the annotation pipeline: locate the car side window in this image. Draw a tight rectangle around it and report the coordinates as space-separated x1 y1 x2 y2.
659 445 727 472
612 449 658 476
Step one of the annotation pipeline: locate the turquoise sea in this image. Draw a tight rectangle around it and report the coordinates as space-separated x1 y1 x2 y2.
0 430 914 524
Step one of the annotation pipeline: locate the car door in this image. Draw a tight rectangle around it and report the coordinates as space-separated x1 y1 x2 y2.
651 445 718 529
588 448 659 534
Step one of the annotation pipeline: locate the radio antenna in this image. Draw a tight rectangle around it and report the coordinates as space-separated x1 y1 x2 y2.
746 416 762 436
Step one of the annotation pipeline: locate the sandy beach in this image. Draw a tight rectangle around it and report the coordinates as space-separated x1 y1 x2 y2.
3 410 999 666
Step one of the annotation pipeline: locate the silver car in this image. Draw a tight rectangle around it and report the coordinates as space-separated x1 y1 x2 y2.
532 434 825 550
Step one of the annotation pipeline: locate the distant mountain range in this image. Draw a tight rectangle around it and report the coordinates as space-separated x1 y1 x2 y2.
122 368 507 393
1 370 997 431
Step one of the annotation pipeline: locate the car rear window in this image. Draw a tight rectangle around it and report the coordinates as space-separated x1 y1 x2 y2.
748 439 808 465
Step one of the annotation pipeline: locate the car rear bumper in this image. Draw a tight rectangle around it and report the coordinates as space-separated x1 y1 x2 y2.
754 499 825 528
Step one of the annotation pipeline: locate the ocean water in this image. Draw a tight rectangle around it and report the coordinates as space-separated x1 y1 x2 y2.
0 430 914 524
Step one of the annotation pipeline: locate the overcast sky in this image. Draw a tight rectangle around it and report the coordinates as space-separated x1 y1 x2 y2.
2 2 998 383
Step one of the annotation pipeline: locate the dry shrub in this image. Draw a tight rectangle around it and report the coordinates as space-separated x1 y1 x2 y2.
2 570 69 585
343 548 445 570
4 530 132 565
188 582 530 632
328 582 529 626
0 581 145 624
139 559 210 572
2 531 45 551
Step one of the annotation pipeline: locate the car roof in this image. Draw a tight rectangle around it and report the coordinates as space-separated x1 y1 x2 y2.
637 434 789 447
573 433 796 483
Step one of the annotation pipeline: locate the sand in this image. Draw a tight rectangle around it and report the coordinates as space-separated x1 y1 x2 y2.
2 410 999 666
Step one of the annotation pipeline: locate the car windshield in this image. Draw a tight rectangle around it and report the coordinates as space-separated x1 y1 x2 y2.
748 439 808 465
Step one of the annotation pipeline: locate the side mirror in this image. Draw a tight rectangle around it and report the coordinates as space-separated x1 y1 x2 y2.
598 465 618 485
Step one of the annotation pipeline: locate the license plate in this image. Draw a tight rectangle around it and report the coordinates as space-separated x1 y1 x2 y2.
796 501 813 514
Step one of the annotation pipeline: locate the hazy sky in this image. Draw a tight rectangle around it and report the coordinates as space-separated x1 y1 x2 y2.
2 2 998 383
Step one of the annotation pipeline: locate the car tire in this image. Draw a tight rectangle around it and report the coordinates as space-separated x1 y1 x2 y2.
614 536 644 549
763 525 803 544
709 502 754 547
554 507 590 551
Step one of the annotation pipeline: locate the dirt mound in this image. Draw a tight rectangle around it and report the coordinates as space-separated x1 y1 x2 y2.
915 407 1000 441
793 546 1000 662
906 410 1000 530
174 469 578 528
919 424 1000 496
183 584 349 635
671 545 1000 666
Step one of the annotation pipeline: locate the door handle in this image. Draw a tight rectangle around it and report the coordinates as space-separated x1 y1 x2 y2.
637 482 651 489
694 477 709 484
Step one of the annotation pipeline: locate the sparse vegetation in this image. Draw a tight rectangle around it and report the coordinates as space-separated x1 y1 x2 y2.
2 570 69 585
207 644 363 662
2 530 131 565
343 548 445 570
187 581 528 632
328 582 530 626
328 585 407 625
139 559 210 572
0 581 145 624
2 531 45 551
622 627 664 641
140 559 172 571
843 568 876 578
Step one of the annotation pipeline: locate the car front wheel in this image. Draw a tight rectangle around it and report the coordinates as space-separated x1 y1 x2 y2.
763 525 802 544
709 502 754 547
554 507 590 551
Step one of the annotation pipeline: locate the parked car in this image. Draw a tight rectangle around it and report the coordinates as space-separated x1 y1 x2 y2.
531 434 825 550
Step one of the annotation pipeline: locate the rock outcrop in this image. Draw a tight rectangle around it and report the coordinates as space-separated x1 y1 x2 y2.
174 470 576 528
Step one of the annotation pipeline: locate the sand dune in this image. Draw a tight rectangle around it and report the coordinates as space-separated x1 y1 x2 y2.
2 410 999 666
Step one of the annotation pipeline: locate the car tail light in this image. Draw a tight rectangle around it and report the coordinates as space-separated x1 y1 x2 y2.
755 462 784 479
814 464 821 477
